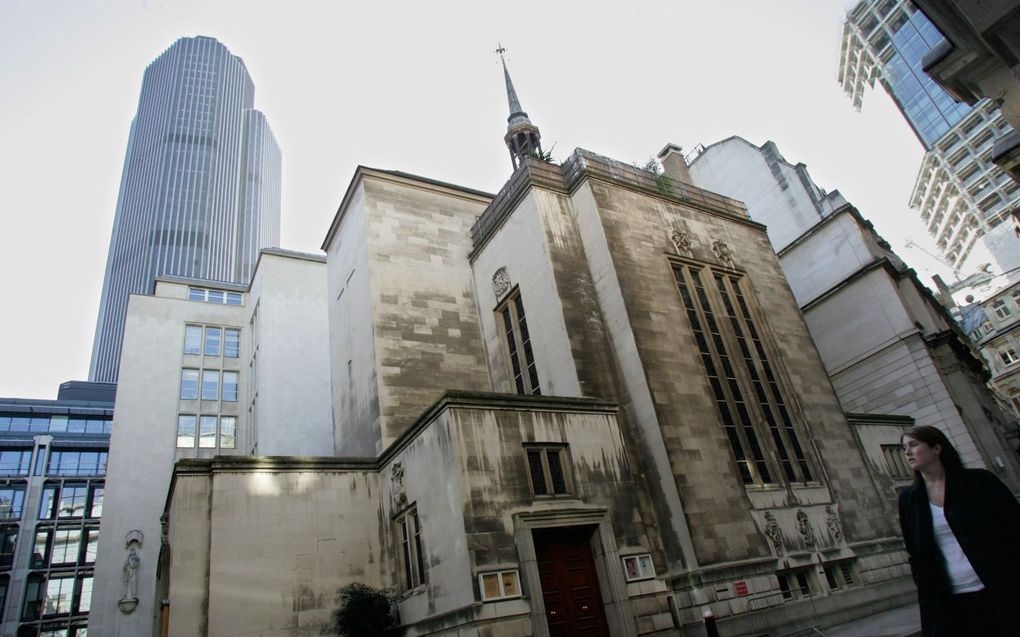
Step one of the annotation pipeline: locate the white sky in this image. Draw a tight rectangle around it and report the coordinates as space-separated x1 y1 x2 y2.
0 0 953 399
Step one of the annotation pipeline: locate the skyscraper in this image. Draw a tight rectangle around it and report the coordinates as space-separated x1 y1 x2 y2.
839 1 1020 279
89 36 281 382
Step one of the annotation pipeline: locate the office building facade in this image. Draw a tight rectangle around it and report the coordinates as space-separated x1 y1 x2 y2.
0 383 113 637
839 0 1020 277
90 36 281 384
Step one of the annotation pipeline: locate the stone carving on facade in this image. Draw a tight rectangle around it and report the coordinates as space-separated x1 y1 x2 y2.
825 505 844 544
492 267 512 300
119 530 144 614
763 511 784 554
392 462 408 509
796 510 815 548
669 229 693 256
711 239 735 267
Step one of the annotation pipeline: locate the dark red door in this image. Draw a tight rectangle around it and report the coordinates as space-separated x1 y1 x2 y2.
533 526 610 637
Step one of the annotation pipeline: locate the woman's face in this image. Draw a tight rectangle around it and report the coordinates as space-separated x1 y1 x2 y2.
902 435 942 472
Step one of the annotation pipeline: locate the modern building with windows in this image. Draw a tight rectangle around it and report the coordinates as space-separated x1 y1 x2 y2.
93 62 920 637
0 382 113 637
839 0 1020 280
89 35 281 384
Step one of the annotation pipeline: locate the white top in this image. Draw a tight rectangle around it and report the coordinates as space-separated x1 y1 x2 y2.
929 502 984 593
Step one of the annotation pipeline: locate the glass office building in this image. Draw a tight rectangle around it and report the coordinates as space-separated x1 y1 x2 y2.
840 0 1020 273
0 383 114 637
90 36 281 383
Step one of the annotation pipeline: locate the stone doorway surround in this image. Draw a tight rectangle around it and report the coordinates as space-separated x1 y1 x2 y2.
513 507 638 637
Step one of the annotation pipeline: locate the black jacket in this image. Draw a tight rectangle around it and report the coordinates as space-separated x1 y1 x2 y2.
898 468 1020 637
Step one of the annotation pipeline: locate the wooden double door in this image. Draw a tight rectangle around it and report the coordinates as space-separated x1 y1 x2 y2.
533 526 611 637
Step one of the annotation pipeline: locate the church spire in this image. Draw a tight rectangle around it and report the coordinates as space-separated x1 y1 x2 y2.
496 44 543 170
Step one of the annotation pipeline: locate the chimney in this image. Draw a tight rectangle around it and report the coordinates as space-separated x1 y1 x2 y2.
657 143 692 185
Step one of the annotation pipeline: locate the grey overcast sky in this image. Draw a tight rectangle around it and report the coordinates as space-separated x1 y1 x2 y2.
0 0 947 399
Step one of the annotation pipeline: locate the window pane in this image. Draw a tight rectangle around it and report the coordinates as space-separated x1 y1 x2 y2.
208 290 225 304
501 571 519 596
226 292 242 305
222 372 238 402
58 486 87 518
0 530 16 568
89 487 103 518
481 573 500 599
84 529 99 564
184 326 202 355
204 327 222 356
77 576 93 613
39 487 58 520
220 417 236 449
45 577 74 614
199 416 217 448
527 450 547 495
32 529 50 568
180 369 199 400
0 489 24 520
0 450 30 476
189 288 205 301
547 450 567 494
177 415 196 448
223 328 240 358
51 529 81 565
202 371 219 401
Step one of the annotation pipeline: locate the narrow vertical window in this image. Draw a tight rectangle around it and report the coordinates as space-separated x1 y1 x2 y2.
199 416 217 448
184 325 203 355
396 507 426 590
224 328 240 358
204 327 222 356
498 291 541 395
202 370 219 400
222 372 239 402
177 415 196 448
219 416 236 449
180 369 199 400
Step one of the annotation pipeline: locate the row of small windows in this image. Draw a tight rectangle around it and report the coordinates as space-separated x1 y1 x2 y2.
188 287 242 305
21 573 93 622
0 451 107 478
31 526 100 569
176 415 236 449
184 325 239 358
0 416 111 435
180 369 238 402
0 483 103 523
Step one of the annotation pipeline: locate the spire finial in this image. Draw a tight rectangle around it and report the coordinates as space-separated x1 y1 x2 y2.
494 44 543 170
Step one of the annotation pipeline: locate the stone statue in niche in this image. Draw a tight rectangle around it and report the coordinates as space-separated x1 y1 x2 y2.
119 530 143 614
391 462 408 509
825 505 844 544
492 267 511 300
796 510 816 548
711 239 735 267
763 511 784 554
669 229 693 256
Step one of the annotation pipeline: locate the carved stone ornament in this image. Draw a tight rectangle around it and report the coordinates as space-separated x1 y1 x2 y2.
796 510 816 548
825 505 844 544
763 511 784 554
391 462 408 509
711 239 735 267
119 530 144 614
492 267 512 300
669 229 693 256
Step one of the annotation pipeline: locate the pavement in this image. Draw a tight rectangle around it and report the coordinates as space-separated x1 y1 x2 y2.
817 603 921 637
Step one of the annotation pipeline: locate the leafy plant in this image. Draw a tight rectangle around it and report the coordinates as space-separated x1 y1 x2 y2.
524 144 556 163
635 157 674 196
326 583 397 637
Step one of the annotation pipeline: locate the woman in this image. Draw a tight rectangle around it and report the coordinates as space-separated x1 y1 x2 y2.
898 425 1020 637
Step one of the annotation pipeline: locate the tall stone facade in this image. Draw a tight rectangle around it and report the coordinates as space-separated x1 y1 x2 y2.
89 146 922 636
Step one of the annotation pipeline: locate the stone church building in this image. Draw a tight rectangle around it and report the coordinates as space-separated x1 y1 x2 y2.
89 61 920 636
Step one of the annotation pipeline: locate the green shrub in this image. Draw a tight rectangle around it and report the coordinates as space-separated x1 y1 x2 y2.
326 583 397 637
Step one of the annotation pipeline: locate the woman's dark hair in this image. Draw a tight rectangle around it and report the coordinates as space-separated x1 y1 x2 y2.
902 425 965 476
